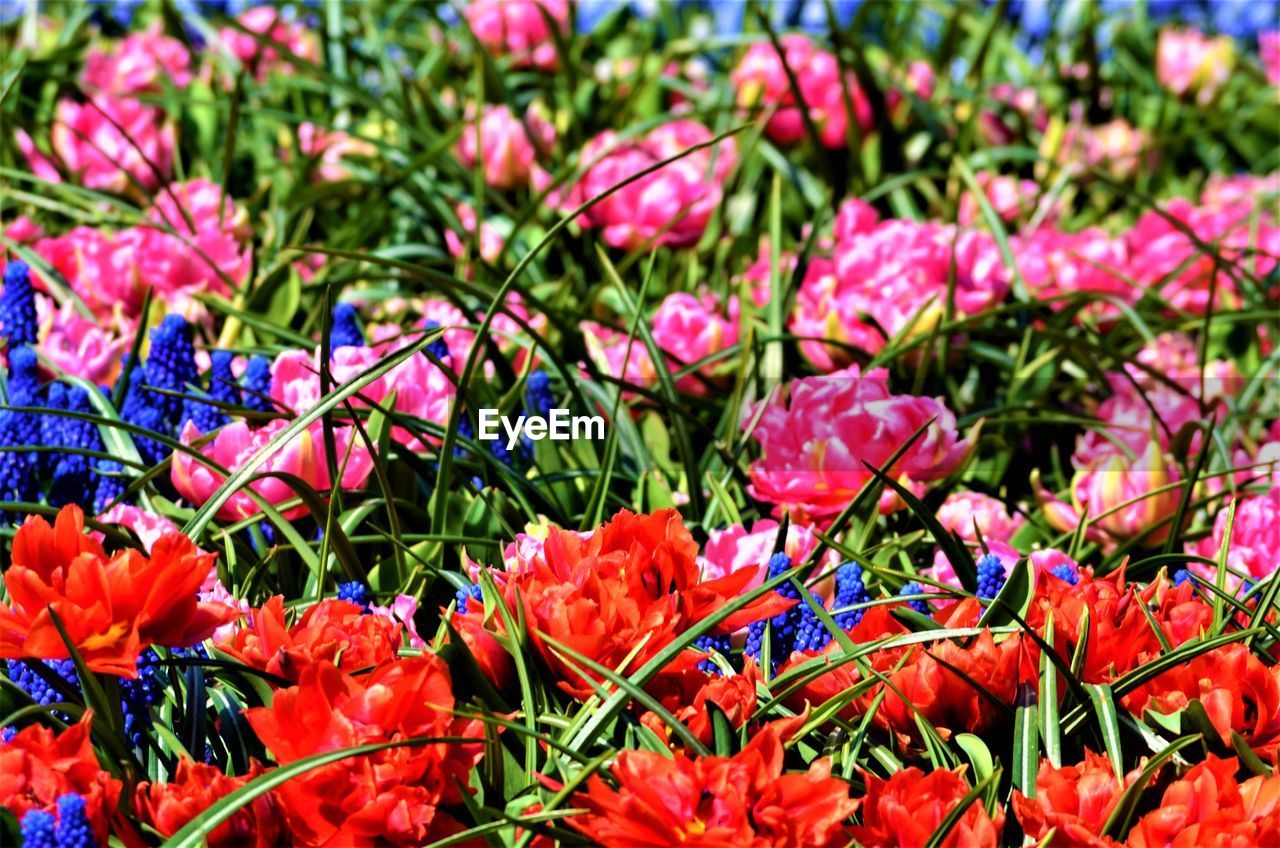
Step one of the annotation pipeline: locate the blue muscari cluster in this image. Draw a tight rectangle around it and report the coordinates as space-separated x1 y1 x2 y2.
1 260 39 347
240 354 274 413
1173 568 1193 587
337 580 371 612
6 650 163 750
1050 562 1080 586
455 582 483 615
331 303 364 349
744 552 802 672
20 793 99 848
144 314 201 430
694 633 732 674
525 370 554 418
976 553 1008 600
900 581 930 615
0 346 43 512
44 385 102 509
832 562 869 631
423 320 451 363
791 590 832 654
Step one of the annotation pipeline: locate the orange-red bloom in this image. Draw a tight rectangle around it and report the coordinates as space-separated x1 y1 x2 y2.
640 660 764 747
244 655 484 847
0 505 239 677
1123 643 1280 764
1011 750 1142 848
847 765 1004 848
134 758 283 847
0 715 122 846
468 509 794 699
214 596 401 682
567 724 856 847
1127 756 1280 847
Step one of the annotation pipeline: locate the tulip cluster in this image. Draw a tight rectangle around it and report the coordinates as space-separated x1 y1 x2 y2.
2 5 1279 848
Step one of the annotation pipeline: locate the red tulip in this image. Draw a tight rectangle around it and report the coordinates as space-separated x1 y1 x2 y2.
467 509 794 700
1128 756 1280 847
848 766 1004 848
0 505 238 677
566 724 857 847
135 759 283 847
1124 643 1280 765
0 716 121 846
244 656 484 846
639 659 763 748
214 596 401 683
1012 750 1142 848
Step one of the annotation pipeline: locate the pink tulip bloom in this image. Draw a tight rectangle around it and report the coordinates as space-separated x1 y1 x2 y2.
581 291 738 396
731 34 872 149
548 120 737 251
270 345 456 452
1188 487 1280 582
172 419 374 522
18 95 174 193
456 104 554 190
1126 332 1243 406
743 365 971 524
464 0 569 71
370 594 427 649
1051 118 1155 181
32 226 150 320
1262 31 1280 86
701 518 840 600
792 218 1008 368
36 296 130 386
1012 227 1136 318
444 204 505 265
937 491 1026 546
958 171 1060 229
1126 197 1280 315
297 122 376 183
220 7 320 82
1157 27 1234 104
97 504 179 553
81 24 193 96
1040 437 1183 548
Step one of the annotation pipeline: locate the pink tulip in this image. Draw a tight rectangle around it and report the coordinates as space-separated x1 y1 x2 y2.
172 419 374 522
1012 227 1136 318
1126 332 1243 406
1051 118 1155 181
97 504 179 553
81 24 193 96
456 104 554 190
792 218 1008 368
548 120 737 251
32 226 150 320
958 171 1060 229
937 491 1026 545
701 518 840 598
1125 197 1279 315
18 95 174 193
1188 487 1280 582
444 204 505 265
297 122 376 183
731 34 872 149
581 291 738 395
464 0 569 70
370 594 427 649
219 7 320 82
1262 31 1280 86
270 344 455 452
1157 27 1234 104
744 365 971 524
1040 437 1183 547
36 296 130 385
